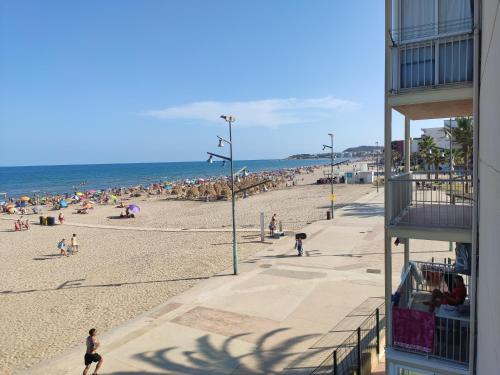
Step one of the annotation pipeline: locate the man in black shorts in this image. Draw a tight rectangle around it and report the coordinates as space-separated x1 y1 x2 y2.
83 328 103 375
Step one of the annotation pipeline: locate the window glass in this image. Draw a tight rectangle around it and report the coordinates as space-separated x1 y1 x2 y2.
438 38 473 84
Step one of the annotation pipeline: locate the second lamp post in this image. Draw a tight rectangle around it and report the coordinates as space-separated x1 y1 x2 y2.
207 115 238 275
322 133 335 219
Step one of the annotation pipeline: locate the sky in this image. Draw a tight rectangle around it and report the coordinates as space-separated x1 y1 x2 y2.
0 0 442 167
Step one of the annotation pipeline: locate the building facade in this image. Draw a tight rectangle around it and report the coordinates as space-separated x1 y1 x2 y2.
382 0 495 374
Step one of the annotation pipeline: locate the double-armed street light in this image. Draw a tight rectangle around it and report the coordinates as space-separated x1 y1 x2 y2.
322 133 335 219
206 115 239 275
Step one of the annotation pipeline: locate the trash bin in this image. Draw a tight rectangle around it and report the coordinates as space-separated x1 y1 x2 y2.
327 210 331 220
39 216 45 225
47 216 55 226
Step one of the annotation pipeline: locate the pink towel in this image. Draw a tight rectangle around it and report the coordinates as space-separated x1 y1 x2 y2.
393 307 435 353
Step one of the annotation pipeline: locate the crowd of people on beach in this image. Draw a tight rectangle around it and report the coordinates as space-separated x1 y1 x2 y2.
0 165 321 216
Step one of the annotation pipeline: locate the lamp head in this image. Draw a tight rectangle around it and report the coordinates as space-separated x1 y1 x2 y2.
207 155 213 164
220 115 235 123
222 160 226 167
218 138 224 148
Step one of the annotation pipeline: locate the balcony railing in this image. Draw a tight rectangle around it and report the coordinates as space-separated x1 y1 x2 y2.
312 303 385 375
390 33 473 92
389 172 473 229
391 261 471 365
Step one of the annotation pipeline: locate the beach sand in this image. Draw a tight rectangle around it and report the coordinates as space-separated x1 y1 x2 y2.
0 163 375 374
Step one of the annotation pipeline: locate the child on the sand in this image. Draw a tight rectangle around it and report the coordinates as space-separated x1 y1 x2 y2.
58 238 68 257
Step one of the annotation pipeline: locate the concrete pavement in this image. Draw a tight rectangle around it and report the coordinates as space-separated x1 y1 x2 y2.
23 188 449 375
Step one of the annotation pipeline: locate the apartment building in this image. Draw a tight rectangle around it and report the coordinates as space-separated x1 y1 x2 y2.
383 0 499 374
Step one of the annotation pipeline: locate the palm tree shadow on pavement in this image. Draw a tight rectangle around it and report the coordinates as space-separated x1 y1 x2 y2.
103 328 320 374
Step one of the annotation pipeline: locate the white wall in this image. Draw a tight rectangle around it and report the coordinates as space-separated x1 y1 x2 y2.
476 0 500 373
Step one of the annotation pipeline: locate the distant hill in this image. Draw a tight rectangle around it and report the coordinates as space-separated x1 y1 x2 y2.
286 145 382 160
285 153 331 160
343 145 383 153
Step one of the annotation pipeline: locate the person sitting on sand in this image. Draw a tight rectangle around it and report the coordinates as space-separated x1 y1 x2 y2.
14 220 21 232
22 219 30 230
58 238 68 257
83 328 103 375
424 275 467 312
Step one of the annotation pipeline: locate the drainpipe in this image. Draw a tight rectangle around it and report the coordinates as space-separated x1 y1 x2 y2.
469 0 481 373
384 0 393 365
404 117 411 269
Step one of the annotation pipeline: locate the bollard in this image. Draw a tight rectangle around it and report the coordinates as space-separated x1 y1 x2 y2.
279 220 283 232
327 210 331 220
260 212 265 242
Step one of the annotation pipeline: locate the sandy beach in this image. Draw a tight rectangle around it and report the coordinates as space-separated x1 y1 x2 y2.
0 163 376 374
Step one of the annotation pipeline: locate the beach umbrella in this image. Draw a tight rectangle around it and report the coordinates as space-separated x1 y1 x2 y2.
76 192 84 196
127 204 140 213
20 196 30 202
60 200 68 208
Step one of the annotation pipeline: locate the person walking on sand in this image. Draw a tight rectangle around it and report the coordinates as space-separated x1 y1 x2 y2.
295 237 304 256
58 238 68 257
58 212 65 224
71 233 80 253
83 328 103 375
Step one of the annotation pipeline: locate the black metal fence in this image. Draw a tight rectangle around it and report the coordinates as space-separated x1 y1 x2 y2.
311 303 385 375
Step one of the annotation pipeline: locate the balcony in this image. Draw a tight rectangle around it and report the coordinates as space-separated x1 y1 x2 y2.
389 261 471 368
388 172 473 242
388 17 474 120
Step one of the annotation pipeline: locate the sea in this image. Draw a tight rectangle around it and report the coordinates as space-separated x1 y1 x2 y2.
0 158 349 198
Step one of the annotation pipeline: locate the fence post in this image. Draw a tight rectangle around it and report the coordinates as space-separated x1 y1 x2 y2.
357 327 361 375
376 308 380 355
332 349 337 375
260 212 264 242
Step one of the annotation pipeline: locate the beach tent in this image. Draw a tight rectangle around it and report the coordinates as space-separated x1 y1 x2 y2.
127 204 140 213
59 200 68 208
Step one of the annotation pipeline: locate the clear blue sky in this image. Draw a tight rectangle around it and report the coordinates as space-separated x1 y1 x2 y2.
0 0 440 166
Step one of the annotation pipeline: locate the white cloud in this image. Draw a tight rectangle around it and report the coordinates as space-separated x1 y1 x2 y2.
142 96 359 127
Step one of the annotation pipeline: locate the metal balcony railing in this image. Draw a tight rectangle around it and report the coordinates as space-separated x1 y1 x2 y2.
391 261 471 365
312 303 385 375
389 172 473 229
390 33 473 92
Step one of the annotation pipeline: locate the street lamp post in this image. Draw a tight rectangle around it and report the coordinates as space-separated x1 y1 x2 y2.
207 115 238 275
375 141 380 192
322 133 335 219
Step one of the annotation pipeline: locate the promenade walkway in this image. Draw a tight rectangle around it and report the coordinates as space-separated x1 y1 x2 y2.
23 188 445 374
